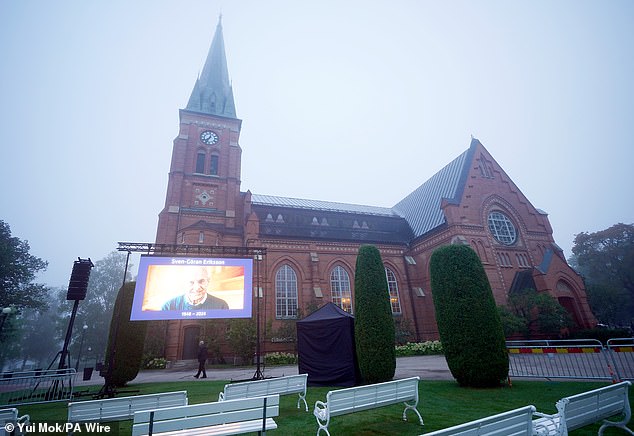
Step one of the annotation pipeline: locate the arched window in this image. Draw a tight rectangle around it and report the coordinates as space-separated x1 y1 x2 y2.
195 151 205 174
385 267 402 314
330 265 352 313
275 265 298 319
210 154 219 176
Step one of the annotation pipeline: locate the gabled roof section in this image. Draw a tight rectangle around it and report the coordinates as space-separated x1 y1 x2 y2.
186 16 237 118
251 194 396 217
392 139 477 238
297 302 354 323
536 247 554 274
509 270 537 294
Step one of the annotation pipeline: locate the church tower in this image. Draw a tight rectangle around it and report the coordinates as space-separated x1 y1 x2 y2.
156 16 244 250
155 17 245 360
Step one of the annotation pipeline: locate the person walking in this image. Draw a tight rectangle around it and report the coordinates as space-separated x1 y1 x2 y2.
194 340 208 379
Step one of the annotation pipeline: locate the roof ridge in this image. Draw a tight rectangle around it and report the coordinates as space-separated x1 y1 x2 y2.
251 193 396 217
392 142 475 237
253 193 391 208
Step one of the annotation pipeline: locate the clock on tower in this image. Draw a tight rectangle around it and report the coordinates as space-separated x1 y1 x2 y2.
200 130 219 145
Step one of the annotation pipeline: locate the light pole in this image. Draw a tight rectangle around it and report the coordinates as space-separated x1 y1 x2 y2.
0 306 15 333
75 324 88 371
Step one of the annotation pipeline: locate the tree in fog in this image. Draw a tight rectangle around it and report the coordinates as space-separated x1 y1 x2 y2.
57 251 131 367
570 223 634 327
18 296 62 369
0 220 49 311
0 220 51 369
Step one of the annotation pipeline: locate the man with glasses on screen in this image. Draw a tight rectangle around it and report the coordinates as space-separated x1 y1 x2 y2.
161 266 229 311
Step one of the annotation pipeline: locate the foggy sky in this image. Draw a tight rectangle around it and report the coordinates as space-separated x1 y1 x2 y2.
1 0 632 288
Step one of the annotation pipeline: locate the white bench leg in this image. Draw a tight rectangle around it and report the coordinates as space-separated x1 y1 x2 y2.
598 418 634 436
316 424 331 436
298 392 308 412
403 400 424 426
314 401 331 436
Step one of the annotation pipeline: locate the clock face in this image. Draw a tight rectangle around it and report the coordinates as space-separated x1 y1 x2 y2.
200 130 219 145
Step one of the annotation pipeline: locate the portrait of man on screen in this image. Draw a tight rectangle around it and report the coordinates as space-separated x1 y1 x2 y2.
161 266 229 311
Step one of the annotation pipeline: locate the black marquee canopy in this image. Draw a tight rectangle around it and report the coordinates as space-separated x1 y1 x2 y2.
296 302 359 387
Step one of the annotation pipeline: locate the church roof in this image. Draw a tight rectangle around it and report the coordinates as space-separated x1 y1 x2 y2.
251 194 396 217
251 139 480 242
392 140 476 238
250 194 412 244
186 16 237 118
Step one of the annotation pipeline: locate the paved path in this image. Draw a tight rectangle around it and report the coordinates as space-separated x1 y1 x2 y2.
75 355 453 387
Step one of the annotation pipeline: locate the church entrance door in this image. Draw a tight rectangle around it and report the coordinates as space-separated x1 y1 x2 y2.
182 326 200 359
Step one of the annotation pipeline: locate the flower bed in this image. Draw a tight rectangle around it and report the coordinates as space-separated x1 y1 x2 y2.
395 341 443 357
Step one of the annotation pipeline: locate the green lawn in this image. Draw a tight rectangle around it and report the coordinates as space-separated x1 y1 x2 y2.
15 379 634 435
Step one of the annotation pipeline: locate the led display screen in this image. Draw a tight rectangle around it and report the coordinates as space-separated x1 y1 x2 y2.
130 255 253 321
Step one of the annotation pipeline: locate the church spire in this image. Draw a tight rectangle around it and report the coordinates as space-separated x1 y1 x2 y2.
186 15 237 118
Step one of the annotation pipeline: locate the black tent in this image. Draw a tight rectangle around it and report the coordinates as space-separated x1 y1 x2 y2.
296 303 359 387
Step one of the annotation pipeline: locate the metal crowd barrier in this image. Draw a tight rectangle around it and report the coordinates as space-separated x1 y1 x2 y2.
607 337 634 381
0 368 76 407
506 339 618 381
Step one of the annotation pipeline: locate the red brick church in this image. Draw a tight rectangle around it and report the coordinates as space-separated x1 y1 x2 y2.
155 18 595 362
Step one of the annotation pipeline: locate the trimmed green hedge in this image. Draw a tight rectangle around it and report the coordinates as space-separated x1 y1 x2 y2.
104 281 147 387
354 245 396 384
430 244 508 387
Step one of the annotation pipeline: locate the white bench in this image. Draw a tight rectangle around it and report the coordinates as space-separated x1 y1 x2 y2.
218 374 308 411
67 391 188 424
0 408 30 436
422 405 536 435
532 380 632 435
132 395 279 436
313 376 424 436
